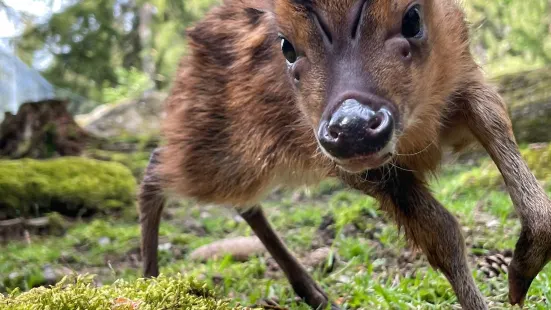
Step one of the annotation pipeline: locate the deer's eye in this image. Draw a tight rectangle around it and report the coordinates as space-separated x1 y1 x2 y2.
280 37 297 64
402 5 423 39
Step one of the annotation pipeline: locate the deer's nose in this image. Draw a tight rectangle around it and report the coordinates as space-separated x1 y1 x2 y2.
318 98 394 159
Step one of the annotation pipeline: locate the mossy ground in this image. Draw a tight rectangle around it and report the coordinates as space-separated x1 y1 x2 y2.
2 144 551 309
0 274 248 310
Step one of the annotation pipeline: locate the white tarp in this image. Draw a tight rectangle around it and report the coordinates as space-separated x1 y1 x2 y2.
0 46 55 121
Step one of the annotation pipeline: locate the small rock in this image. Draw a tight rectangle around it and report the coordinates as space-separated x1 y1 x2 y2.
233 215 245 223
98 237 111 246
8 272 20 280
486 219 500 228
189 236 266 262
301 247 336 273
158 243 172 251
43 265 57 285
337 275 351 284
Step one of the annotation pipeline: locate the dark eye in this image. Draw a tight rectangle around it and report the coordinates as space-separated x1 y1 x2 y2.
402 5 423 39
280 38 297 64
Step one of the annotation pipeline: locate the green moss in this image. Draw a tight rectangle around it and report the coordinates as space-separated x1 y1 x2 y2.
0 274 251 310
493 66 551 143
0 157 136 219
495 66 551 110
89 134 161 153
456 144 551 191
85 149 151 179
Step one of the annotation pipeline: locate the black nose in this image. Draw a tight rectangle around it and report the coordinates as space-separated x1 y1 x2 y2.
318 98 394 159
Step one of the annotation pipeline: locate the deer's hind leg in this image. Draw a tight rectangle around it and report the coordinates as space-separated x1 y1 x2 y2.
138 148 166 278
239 206 339 310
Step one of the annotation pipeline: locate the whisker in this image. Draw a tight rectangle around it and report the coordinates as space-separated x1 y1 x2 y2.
359 170 387 185
389 158 417 173
395 141 435 157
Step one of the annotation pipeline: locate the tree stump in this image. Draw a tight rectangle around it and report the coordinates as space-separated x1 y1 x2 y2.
0 99 91 159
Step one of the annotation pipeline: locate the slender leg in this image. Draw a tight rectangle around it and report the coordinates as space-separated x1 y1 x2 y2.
138 148 166 277
343 168 487 310
461 84 551 306
239 206 339 310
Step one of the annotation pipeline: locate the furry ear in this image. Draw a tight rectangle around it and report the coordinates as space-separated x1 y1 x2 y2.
233 0 274 13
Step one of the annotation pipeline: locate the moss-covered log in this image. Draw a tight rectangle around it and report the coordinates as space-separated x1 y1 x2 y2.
456 143 551 191
0 274 250 310
0 157 136 220
496 66 551 143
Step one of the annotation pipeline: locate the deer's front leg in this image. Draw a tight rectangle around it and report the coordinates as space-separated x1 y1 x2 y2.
461 82 551 306
343 170 487 310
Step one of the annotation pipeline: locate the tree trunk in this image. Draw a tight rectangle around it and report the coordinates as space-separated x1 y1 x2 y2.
139 2 156 89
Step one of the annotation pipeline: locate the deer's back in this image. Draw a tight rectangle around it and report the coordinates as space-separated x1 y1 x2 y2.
159 0 333 206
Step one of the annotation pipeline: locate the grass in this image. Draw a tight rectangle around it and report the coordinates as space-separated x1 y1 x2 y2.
1 147 551 309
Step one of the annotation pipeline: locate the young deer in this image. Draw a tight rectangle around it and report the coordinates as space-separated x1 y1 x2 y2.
138 0 551 309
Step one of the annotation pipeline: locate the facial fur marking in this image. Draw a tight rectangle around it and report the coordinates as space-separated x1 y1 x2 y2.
312 11 333 44
350 0 368 39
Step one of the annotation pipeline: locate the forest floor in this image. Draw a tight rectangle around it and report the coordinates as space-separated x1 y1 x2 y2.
2 143 551 309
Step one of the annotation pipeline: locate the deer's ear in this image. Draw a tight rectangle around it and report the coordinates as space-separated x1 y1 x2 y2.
237 0 274 14
240 0 278 28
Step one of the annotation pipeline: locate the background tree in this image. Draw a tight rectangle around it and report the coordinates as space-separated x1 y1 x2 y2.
13 0 218 104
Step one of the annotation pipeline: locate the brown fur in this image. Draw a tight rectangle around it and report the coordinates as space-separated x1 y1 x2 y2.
138 0 551 309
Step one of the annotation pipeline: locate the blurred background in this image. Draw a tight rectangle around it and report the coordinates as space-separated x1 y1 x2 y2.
1 0 551 309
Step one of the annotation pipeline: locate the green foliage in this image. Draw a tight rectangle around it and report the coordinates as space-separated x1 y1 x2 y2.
137 0 210 89
17 0 137 102
103 67 154 104
465 0 551 75
454 144 551 192
15 0 219 104
0 157 136 219
0 274 248 310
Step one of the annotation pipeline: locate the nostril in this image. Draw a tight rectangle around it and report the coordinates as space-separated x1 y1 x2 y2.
367 114 383 130
367 109 393 134
327 125 341 140
401 45 412 61
395 39 412 61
